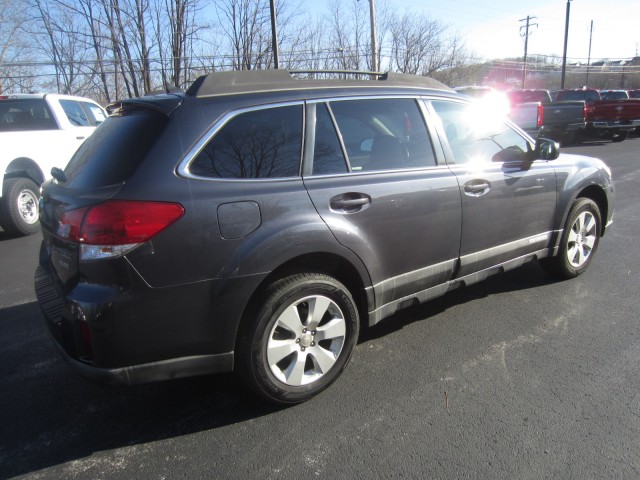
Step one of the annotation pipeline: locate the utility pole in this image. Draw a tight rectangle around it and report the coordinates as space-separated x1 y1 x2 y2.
269 0 279 69
519 16 538 89
369 0 378 72
561 0 572 89
585 20 593 86
358 0 378 72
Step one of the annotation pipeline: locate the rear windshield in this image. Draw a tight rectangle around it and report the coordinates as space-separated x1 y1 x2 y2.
508 90 551 104
0 99 57 131
557 90 600 102
63 110 167 189
600 91 628 100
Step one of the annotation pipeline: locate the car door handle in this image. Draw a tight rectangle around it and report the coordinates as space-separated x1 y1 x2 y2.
330 193 372 213
464 180 491 197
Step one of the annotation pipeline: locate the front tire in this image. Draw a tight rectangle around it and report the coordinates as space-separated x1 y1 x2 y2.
541 198 601 279
237 273 359 405
0 178 41 236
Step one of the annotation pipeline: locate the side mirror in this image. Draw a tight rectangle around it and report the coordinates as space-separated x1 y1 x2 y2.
535 138 560 160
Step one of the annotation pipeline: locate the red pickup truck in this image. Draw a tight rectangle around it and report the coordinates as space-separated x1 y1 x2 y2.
554 88 640 142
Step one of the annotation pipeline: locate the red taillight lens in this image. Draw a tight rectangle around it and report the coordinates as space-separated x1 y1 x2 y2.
537 104 544 128
58 207 89 241
58 201 184 245
79 201 184 245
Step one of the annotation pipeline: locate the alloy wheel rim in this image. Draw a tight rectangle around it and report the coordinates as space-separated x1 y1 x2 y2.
566 211 597 268
266 295 346 386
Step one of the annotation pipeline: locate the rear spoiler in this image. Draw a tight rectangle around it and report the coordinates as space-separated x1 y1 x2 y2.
107 93 183 117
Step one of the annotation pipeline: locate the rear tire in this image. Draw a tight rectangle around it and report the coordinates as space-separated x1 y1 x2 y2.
540 198 601 279
0 178 41 236
237 273 359 405
610 130 628 143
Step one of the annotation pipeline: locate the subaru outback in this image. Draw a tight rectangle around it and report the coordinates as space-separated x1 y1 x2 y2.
35 70 614 404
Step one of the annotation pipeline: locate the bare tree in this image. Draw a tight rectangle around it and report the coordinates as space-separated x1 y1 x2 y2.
160 0 204 88
216 0 272 70
325 0 369 72
0 0 35 93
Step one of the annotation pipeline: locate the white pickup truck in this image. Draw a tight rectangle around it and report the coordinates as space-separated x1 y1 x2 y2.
0 93 106 235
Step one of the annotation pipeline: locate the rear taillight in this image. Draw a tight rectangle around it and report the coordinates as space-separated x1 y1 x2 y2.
537 104 544 128
58 201 184 260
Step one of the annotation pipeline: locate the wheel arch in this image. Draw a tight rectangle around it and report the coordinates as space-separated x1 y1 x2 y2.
235 252 372 353
3 157 46 189
576 184 609 236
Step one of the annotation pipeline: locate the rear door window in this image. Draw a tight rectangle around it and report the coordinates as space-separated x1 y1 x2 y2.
190 104 303 179
312 103 348 175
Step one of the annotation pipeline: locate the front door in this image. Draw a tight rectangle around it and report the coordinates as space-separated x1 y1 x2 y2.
429 99 557 276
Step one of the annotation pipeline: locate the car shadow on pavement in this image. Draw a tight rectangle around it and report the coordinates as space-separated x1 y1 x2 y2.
0 302 282 479
360 261 555 342
0 261 556 479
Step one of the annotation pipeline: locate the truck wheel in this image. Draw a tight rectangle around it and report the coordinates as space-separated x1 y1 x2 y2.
540 198 601 279
0 178 41 236
237 273 359 404
610 130 628 143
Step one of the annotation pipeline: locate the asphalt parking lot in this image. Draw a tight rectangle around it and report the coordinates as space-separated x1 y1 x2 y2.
1 137 639 479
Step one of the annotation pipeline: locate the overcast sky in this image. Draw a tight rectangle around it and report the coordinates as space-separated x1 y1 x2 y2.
311 0 639 62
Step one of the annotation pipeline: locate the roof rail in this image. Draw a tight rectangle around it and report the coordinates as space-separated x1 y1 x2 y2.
289 69 385 78
185 69 451 98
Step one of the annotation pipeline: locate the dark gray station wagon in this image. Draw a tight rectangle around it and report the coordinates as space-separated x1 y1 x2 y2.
35 71 614 404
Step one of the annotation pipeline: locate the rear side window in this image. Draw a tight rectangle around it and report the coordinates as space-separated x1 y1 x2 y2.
0 99 57 131
190 104 303 179
64 110 167 189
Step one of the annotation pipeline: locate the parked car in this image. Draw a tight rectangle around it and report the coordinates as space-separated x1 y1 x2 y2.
505 89 586 143
0 94 106 235
454 85 510 118
599 90 630 100
554 88 640 142
36 70 614 404
506 89 553 105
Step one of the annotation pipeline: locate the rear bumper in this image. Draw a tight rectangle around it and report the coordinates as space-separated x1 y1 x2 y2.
34 248 263 385
539 122 585 135
590 119 640 129
49 336 233 386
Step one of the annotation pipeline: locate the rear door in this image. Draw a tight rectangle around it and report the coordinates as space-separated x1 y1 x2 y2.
302 97 462 314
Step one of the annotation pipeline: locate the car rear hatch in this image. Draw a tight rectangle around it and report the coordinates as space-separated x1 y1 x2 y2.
38 94 183 295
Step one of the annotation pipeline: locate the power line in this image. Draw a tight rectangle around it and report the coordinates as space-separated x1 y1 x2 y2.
519 15 538 88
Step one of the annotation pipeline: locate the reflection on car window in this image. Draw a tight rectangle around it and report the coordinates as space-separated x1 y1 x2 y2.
60 100 91 127
190 105 303 179
82 102 107 124
312 103 348 175
431 100 530 164
329 98 436 172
